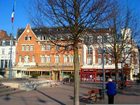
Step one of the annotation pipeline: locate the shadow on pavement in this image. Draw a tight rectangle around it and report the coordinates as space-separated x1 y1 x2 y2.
37 97 46 103
3 94 11 101
36 89 66 105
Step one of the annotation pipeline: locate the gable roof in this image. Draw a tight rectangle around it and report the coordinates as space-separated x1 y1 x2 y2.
17 24 112 40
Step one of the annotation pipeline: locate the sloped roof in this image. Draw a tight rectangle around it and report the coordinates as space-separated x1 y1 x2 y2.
0 30 11 40
17 25 112 39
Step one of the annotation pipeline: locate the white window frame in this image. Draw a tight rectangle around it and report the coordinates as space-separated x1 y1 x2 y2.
69 55 73 63
30 45 34 51
41 55 46 63
55 55 59 63
87 46 93 54
46 44 51 50
41 44 46 51
46 56 51 63
98 56 102 65
64 55 68 63
87 57 92 65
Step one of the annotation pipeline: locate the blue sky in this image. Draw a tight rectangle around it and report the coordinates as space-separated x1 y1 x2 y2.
0 0 30 37
0 0 140 37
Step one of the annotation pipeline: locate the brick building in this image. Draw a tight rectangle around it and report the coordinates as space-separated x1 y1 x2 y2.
14 24 83 80
13 24 139 81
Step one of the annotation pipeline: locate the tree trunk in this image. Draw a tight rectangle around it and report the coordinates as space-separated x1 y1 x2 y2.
115 59 119 83
73 42 80 105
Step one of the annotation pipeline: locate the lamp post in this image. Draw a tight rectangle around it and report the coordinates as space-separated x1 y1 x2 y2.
101 36 105 99
9 34 13 80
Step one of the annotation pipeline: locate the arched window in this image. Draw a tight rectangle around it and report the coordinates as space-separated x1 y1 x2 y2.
87 46 93 55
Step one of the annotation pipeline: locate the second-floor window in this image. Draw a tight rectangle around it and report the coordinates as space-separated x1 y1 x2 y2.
46 56 51 63
41 44 46 51
26 45 29 51
56 45 60 51
30 45 34 51
55 55 59 63
22 45 25 51
69 55 73 63
64 55 68 63
46 44 51 50
87 46 93 54
41 55 46 63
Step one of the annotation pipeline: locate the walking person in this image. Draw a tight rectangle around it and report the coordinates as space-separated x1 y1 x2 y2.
106 78 117 104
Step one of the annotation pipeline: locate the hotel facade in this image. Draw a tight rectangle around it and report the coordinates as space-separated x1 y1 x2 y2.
11 24 139 81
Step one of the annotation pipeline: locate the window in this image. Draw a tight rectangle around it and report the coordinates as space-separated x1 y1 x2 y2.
41 55 46 63
22 45 25 51
108 58 112 65
25 36 32 40
25 36 28 40
29 36 32 40
55 55 59 63
98 56 102 65
98 48 102 54
64 55 68 63
97 36 102 43
103 36 107 43
107 35 113 42
30 45 34 51
46 56 51 63
26 45 29 51
2 40 5 46
69 55 73 63
24 56 29 63
125 47 130 53
56 45 60 51
46 44 51 50
2 49 5 54
41 44 46 51
87 57 92 65
41 35 46 40
87 46 93 54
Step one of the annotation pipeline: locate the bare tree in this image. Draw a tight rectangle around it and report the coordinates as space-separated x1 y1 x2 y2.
29 0 114 104
101 1 139 85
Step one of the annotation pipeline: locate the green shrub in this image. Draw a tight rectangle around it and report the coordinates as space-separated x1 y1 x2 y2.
31 73 40 78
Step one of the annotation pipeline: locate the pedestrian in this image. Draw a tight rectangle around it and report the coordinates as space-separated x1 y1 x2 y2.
106 78 117 104
89 75 93 81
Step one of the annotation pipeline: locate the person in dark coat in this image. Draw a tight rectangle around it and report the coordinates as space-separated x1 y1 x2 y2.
106 78 117 104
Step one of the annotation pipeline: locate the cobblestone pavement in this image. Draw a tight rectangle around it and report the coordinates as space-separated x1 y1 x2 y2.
0 84 140 105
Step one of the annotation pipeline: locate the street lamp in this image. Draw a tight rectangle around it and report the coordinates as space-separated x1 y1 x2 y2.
101 36 106 99
9 34 13 80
